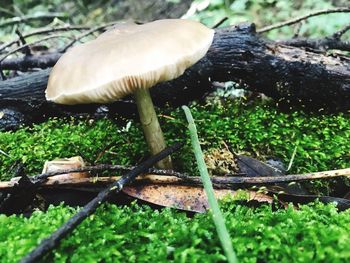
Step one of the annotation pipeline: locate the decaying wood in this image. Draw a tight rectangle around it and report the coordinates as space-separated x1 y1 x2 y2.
1 51 53 70
279 37 350 52
0 23 350 129
39 167 350 187
1 167 349 191
34 167 350 186
32 163 190 182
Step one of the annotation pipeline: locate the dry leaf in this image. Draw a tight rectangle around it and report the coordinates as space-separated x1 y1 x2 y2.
123 184 275 213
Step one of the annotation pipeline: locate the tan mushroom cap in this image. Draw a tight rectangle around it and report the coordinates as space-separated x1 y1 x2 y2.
46 19 214 105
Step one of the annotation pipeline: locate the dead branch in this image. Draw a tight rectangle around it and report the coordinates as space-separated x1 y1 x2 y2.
0 35 72 64
1 166 349 190
333 24 350 39
19 142 182 263
0 68 4 81
0 25 90 53
212 17 229 29
0 175 189 190
31 163 191 182
0 53 61 71
0 13 67 28
0 22 122 71
0 164 184 189
0 21 131 70
15 28 31 56
280 23 350 52
258 7 350 33
35 167 350 188
60 21 122 52
279 37 350 52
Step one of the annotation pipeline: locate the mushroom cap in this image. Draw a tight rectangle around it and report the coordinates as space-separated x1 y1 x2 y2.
46 19 214 105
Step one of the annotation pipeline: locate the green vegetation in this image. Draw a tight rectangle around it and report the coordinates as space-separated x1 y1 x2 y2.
186 0 350 39
1 0 348 43
1 1 350 261
1 201 350 262
1 78 347 260
1 100 349 193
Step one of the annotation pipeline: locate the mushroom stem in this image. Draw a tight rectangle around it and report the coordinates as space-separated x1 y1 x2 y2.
134 88 173 169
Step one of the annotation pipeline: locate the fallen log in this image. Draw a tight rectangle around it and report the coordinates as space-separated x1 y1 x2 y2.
0 53 61 71
0 23 350 129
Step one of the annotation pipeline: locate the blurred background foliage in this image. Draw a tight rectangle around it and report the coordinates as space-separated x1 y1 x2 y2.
185 0 349 39
0 0 349 41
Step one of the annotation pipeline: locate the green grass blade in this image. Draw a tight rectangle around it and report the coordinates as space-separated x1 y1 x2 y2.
182 105 238 263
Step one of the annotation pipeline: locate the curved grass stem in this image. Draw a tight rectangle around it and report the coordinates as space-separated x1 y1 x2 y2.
182 105 238 263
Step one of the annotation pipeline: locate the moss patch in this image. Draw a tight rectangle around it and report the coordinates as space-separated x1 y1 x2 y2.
1 201 350 262
1 100 349 194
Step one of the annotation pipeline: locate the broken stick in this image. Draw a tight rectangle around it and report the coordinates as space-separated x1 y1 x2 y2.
20 141 183 263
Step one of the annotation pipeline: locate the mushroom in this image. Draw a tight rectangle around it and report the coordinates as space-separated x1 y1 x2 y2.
45 19 214 169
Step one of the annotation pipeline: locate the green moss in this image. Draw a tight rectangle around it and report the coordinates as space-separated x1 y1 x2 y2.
1 201 350 262
0 117 147 178
1 100 349 194
0 99 349 262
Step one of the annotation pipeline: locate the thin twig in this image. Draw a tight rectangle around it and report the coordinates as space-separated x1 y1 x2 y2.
0 174 194 190
0 25 90 53
0 35 72 64
2 166 350 190
0 13 67 28
15 28 31 56
292 21 304 38
258 7 350 33
0 6 15 17
333 24 350 39
60 21 120 52
133 167 350 186
30 163 190 182
212 17 229 29
0 65 5 80
279 37 350 52
215 168 350 184
19 142 183 263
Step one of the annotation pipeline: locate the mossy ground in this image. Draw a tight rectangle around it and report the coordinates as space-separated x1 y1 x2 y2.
1 99 349 193
1 1 349 262
0 99 350 262
1 202 350 262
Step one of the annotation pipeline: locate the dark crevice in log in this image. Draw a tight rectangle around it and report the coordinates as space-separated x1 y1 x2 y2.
0 23 349 130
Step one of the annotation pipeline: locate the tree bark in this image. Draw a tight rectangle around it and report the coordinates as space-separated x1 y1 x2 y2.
0 23 349 130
